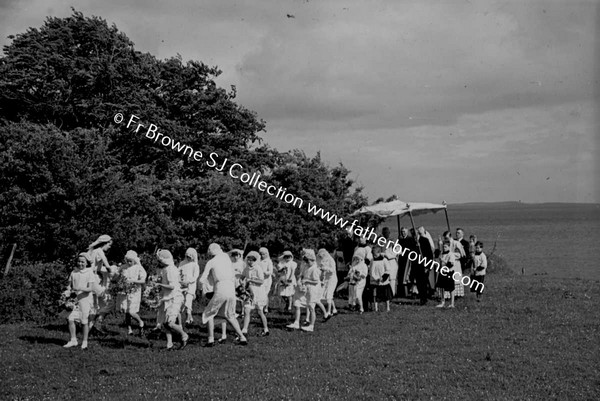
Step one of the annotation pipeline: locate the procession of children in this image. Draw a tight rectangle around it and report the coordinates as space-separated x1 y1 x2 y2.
60 227 487 350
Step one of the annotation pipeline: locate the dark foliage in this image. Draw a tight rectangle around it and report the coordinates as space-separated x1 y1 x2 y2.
0 262 68 323
0 10 368 269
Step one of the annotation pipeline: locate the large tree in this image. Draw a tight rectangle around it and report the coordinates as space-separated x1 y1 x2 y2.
0 10 368 263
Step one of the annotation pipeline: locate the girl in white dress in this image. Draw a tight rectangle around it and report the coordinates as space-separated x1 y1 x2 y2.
199 258 228 344
228 249 245 286
88 235 117 333
241 251 270 336
346 248 368 313
287 250 328 329
258 247 274 313
299 249 324 332
155 249 189 350
200 243 248 347
438 231 465 299
63 253 96 349
117 250 147 336
228 249 245 316
436 242 457 308
276 251 297 311
179 248 200 324
317 249 338 316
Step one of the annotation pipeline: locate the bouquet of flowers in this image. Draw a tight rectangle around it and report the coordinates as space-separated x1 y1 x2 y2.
143 273 162 309
349 270 362 285
59 291 78 311
236 281 253 306
276 268 291 286
179 268 190 291
108 272 138 297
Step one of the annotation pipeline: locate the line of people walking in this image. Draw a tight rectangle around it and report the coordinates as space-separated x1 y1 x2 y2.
60 227 487 349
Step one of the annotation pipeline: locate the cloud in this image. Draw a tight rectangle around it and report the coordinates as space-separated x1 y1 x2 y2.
233 0 598 130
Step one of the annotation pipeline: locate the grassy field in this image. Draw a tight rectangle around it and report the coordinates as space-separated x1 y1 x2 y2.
1 271 599 400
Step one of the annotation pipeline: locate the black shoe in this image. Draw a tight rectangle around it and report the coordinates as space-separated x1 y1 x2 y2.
178 337 189 350
217 338 227 344
260 331 270 337
204 341 215 348
234 336 248 346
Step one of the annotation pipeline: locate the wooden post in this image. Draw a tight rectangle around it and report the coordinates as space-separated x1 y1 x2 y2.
407 210 422 299
443 202 451 232
408 211 422 255
4 243 17 276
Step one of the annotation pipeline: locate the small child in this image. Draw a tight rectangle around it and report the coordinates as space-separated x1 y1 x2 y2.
241 251 269 336
117 250 147 336
179 248 200 325
286 250 325 330
63 253 96 349
317 248 338 317
92 263 119 334
471 241 487 301
346 248 368 314
155 249 189 350
200 268 228 343
258 247 274 314
436 242 456 308
229 249 245 317
299 249 324 332
277 251 297 312
368 247 392 312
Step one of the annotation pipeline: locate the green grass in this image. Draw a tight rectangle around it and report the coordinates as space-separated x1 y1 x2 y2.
1 273 599 400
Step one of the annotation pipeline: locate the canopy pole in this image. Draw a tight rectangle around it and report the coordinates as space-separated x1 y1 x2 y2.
396 215 401 238
408 211 423 255
443 208 451 232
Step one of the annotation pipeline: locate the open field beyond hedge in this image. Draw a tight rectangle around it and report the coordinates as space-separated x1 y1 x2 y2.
1 272 599 400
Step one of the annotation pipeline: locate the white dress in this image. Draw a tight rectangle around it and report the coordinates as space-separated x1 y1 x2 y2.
117 263 147 314
319 253 338 301
243 264 267 308
260 258 274 298
451 239 465 297
158 264 184 324
277 260 297 297
292 262 308 308
347 261 367 305
304 264 322 304
383 247 399 296
200 252 237 323
63 267 96 324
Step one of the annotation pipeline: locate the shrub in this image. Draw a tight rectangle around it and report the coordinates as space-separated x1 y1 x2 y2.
0 262 69 324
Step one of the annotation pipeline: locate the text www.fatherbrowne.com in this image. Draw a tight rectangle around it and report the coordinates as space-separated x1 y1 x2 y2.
114 113 484 292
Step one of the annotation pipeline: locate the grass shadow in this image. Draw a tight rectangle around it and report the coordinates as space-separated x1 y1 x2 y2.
19 335 65 346
95 336 153 349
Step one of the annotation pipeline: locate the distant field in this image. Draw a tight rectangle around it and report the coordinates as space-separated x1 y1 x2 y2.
1 272 598 400
384 202 600 280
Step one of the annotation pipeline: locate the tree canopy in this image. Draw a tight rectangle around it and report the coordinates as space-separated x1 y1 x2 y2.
0 10 371 262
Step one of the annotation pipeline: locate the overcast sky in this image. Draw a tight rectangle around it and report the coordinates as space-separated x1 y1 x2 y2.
1 0 598 203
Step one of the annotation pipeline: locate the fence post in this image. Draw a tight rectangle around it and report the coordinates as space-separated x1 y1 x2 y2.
4 243 17 276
